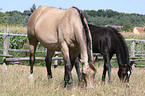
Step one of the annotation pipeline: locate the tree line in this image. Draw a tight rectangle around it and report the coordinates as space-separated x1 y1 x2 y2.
0 4 145 32
0 4 38 26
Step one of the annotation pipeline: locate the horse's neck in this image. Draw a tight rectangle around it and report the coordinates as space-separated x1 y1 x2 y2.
116 46 129 66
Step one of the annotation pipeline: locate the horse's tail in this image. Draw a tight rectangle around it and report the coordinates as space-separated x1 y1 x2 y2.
73 7 96 72
109 27 131 68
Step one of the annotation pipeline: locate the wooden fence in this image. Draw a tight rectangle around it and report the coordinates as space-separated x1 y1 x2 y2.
0 28 62 70
1 28 145 70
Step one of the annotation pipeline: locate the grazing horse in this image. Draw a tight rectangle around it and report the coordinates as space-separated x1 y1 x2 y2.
89 24 131 83
74 24 131 83
27 6 96 88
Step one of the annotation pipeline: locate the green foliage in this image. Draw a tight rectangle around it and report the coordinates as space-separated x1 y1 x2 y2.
22 16 29 26
22 4 37 26
0 12 7 24
0 4 37 26
83 9 145 31
30 4 37 14
1 4 145 30
10 36 28 49
7 12 24 25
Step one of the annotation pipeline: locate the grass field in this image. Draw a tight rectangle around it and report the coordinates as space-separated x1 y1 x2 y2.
0 64 145 96
0 25 145 96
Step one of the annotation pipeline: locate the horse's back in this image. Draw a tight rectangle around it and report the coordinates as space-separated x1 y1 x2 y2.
28 6 83 50
28 6 65 50
89 24 116 53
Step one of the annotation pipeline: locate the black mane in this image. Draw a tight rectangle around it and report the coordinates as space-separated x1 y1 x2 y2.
108 26 130 67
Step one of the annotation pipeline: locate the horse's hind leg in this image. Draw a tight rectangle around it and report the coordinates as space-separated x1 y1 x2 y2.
29 38 38 78
45 49 55 79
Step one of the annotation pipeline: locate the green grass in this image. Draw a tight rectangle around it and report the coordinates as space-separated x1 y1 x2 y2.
0 64 145 96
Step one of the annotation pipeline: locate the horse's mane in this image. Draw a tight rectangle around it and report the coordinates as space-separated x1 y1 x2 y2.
72 7 96 72
108 26 131 68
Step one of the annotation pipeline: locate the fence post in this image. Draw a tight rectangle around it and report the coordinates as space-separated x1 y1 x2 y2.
54 55 58 68
130 39 135 57
3 28 10 70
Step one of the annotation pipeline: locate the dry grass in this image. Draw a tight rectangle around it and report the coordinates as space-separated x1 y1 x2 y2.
121 32 145 40
0 65 145 96
0 25 27 34
1 25 145 39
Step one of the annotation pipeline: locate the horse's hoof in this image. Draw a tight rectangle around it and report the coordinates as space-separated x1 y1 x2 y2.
108 80 113 83
102 81 105 85
78 81 86 88
64 82 73 88
47 75 52 79
125 83 130 87
64 83 67 88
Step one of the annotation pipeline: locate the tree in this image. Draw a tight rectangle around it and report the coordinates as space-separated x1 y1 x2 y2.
23 10 31 16
22 4 37 26
22 16 29 26
7 12 23 25
30 4 37 14
122 23 133 32
0 12 7 24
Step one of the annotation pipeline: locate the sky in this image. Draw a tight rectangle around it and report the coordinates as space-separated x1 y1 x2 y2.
0 0 145 14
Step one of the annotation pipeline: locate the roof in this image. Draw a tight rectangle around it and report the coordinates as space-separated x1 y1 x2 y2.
134 27 144 33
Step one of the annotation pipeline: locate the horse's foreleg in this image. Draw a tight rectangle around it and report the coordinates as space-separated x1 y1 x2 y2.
69 49 82 83
102 64 107 83
61 42 73 87
102 54 112 83
74 57 82 82
108 53 114 82
45 49 54 79
108 63 112 82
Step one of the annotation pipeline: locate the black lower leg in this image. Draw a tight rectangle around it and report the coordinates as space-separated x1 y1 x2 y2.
75 59 82 82
108 66 112 82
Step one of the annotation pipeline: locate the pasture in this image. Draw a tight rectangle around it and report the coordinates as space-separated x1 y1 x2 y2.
0 25 145 96
0 63 145 96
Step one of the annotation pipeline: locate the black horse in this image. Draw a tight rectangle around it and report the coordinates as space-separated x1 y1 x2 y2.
89 24 131 83
73 24 132 84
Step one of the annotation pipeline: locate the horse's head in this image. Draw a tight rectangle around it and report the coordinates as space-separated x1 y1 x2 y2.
81 60 96 88
118 64 131 83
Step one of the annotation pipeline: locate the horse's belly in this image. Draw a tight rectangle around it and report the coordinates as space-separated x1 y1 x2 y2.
40 42 61 51
36 32 58 43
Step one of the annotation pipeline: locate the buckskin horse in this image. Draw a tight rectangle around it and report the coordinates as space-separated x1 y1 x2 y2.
27 6 96 88
74 24 131 84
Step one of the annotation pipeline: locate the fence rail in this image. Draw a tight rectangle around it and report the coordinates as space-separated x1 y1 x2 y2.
0 28 145 70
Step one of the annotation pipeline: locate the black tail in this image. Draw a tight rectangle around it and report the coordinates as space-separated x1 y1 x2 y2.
73 7 96 72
